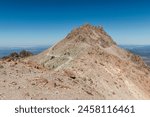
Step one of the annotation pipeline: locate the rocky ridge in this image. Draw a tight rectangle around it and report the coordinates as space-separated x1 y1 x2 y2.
0 24 150 99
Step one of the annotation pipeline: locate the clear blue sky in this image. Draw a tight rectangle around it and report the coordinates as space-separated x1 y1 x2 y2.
0 0 150 47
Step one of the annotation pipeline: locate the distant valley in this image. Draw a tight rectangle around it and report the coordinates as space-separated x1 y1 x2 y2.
121 45 150 66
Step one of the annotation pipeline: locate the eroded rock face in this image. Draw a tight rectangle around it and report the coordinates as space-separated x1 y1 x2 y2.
66 24 116 48
0 24 150 100
131 54 145 65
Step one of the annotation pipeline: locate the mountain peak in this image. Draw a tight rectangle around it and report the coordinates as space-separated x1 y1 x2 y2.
21 24 150 99
79 23 99 29
72 23 104 34
66 24 116 47
7 24 150 100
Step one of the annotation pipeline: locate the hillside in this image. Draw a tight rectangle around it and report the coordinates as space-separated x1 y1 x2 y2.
0 24 150 99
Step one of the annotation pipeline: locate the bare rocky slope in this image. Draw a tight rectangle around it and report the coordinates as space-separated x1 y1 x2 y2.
0 24 150 99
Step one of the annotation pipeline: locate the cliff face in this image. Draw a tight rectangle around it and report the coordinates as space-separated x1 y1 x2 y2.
0 24 150 99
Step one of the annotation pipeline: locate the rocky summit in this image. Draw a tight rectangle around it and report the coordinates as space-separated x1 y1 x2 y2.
0 24 150 99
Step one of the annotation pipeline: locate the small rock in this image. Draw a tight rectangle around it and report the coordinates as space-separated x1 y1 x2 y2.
112 92 116 95
0 65 4 69
25 92 30 97
31 82 36 85
50 56 55 60
10 82 17 85
30 77 48 87
64 70 76 79
70 76 76 79
100 63 104 66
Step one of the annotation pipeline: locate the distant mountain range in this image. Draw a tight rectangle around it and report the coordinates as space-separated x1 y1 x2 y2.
121 45 150 57
121 45 150 66
0 46 49 58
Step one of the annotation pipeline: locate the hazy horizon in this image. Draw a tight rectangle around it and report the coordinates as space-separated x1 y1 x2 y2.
0 0 150 46
0 44 150 48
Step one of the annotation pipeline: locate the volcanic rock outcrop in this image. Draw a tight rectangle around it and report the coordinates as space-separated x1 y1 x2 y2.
2 50 33 61
0 24 150 99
